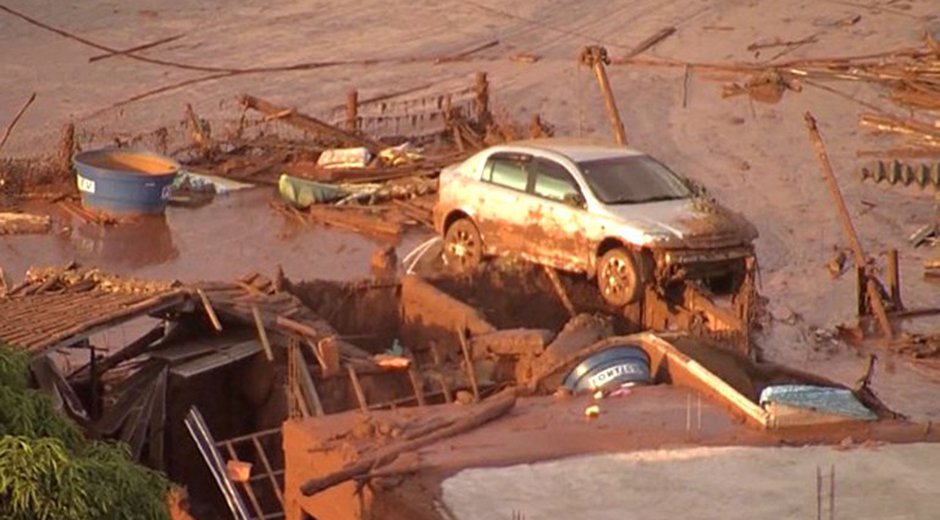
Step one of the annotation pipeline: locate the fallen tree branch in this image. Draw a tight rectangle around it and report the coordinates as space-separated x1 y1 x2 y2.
88 34 184 63
0 92 36 154
622 26 676 59
299 388 517 496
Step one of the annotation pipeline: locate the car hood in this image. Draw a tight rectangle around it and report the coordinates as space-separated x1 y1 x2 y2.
598 197 758 248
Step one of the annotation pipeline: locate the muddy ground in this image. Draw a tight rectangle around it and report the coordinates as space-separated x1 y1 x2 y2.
2 0 940 419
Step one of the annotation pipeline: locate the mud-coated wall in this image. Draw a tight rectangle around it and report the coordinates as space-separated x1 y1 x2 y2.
400 275 497 363
287 279 401 354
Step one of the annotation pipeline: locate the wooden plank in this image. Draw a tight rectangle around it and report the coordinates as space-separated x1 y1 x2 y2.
457 327 480 401
542 266 576 317
241 94 384 153
252 305 274 361
300 390 516 496
197 289 224 332
295 349 325 416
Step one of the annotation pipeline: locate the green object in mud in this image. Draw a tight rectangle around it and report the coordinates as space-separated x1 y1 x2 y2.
278 173 350 208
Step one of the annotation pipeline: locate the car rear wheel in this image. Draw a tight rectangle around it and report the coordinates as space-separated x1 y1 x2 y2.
597 248 644 306
443 218 482 273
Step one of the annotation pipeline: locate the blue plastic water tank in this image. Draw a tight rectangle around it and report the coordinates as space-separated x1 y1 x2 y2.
73 149 179 215
563 345 651 392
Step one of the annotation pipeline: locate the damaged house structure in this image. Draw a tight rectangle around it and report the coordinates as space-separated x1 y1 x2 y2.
0 260 934 520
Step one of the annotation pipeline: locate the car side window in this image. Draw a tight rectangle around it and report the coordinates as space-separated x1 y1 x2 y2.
483 155 529 192
531 158 581 203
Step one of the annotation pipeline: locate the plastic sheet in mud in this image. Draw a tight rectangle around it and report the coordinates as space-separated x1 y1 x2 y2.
759 385 877 420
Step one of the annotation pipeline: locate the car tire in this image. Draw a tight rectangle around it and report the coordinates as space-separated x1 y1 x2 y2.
597 247 645 306
443 218 482 273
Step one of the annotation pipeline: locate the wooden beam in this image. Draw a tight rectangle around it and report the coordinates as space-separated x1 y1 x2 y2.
240 94 384 153
804 112 893 339
251 305 273 361
457 327 480 402
300 389 516 496
197 289 223 332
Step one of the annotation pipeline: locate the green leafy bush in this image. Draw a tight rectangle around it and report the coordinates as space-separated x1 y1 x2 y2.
0 344 170 520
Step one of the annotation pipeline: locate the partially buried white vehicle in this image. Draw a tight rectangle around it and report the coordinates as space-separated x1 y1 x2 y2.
432 138 758 306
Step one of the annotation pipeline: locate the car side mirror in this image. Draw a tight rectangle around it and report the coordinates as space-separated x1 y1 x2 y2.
563 192 586 208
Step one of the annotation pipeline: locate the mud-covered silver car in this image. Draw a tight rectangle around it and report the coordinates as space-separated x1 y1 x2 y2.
432 139 758 306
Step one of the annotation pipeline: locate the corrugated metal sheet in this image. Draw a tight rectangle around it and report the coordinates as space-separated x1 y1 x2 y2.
169 339 261 378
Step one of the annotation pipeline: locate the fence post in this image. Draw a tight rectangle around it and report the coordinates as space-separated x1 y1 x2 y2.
474 72 490 125
345 89 359 132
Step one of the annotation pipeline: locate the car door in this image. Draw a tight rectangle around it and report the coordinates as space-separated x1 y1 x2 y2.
474 152 534 254
526 157 592 272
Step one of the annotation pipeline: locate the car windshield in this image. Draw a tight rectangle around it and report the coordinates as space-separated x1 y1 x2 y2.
577 155 692 204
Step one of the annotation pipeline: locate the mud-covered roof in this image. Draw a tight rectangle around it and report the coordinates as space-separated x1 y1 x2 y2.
0 266 185 354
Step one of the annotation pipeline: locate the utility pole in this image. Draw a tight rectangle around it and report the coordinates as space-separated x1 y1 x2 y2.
579 45 628 146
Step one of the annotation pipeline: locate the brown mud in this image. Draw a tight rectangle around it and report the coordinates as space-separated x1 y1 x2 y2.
75 150 178 175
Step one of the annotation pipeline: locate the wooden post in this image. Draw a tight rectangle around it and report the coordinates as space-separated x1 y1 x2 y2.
457 328 480 402
803 112 892 339
579 46 628 146
856 266 868 316
89 341 99 420
474 72 490 125
345 89 358 132
57 122 76 179
251 306 273 362
887 249 902 310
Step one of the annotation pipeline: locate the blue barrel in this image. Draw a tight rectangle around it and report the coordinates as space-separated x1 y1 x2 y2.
73 149 179 215
563 345 651 392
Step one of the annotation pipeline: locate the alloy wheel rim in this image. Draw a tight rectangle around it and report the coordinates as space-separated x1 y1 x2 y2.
603 257 631 297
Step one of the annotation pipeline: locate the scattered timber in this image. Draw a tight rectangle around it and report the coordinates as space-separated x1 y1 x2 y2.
299 389 516 496
240 94 385 153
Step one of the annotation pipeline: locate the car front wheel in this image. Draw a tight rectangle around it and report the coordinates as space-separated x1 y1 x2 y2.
597 248 644 306
443 218 482 273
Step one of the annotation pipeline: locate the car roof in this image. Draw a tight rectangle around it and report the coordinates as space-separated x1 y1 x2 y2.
500 138 646 162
